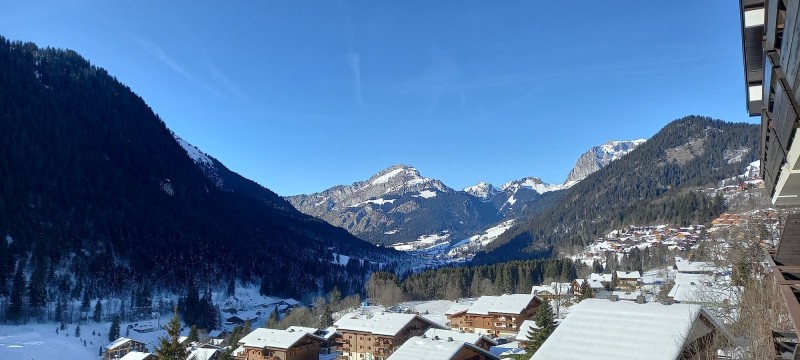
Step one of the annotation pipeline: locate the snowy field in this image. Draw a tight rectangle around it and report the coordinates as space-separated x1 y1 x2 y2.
0 316 175 360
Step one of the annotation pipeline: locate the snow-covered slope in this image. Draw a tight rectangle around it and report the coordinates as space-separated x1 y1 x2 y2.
463 181 499 200
565 139 646 183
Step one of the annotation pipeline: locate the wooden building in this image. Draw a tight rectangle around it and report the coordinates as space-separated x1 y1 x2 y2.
449 293 541 338
423 328 498 351
333 312 445 360
234 328 324 360
103 338 147 360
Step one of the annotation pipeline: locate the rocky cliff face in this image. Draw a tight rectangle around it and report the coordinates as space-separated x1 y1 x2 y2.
565 139 646 183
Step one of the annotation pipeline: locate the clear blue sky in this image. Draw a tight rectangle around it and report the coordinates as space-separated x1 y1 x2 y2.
3 1 756 195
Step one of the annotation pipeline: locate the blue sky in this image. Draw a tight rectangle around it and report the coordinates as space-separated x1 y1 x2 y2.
3 1 755 195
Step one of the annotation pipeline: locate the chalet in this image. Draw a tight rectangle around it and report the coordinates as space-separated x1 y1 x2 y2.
423 328 498 350
387 336 499 360
613 271 641 288
530 282 571 300
104 338 148 360
119 352 157 360
208 329 229 340
334 312 446 360
460 293 541 337
531 299 732 360
444 303 470 330
286 326 340 355
234 328 325 360
226 311 261 326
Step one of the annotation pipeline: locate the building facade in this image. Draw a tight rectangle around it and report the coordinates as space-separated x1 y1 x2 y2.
334 312 445 360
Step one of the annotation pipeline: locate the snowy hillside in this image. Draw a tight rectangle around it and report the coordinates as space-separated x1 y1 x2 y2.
565 139 646 183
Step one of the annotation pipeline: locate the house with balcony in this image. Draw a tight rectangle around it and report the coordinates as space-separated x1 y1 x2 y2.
333 312 445 360
454 293 541 338
234 328 325 360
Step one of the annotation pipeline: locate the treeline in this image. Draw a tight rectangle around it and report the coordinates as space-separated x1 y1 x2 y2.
474 116 758 264
368 258 584 304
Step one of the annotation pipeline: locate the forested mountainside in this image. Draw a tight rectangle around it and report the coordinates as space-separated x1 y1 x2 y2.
0 36 397 309
472 116 758 264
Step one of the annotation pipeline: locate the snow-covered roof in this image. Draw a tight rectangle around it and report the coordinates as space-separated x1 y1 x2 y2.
119 352 153 360
674 272 711 286
105 337 136 350
669 284 741 305
489 341 525 357
232 346 245 357
589 273 612 283
531 299 730 360
445 303 470 316
674 258 717 273
285 325 337 340
424 328 497 346
238 328 322 349
515 319 539 342
334 312 443 336
467 294 536 315
615 271 641 280
187 348 218 360
387 336 498 360
466 296 500 315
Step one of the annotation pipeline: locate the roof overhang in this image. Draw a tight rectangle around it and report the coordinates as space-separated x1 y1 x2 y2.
740 0 765 116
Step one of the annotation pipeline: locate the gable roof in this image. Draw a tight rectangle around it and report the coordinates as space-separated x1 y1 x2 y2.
104 337 140 350
674 257 717 273
119 352 154 360
186 348 219 360
387 336 499 360
238 328 323 350
445 303 470 316
334 312 445 336
615 271 641 280
531 299 731 360
467 294 537 315
424 328 498 346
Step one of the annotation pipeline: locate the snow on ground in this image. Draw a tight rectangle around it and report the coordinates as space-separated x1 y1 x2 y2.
413 190 437 199
0 316 179 360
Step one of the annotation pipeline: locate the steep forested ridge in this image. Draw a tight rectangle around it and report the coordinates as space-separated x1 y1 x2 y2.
0 36 396 307
473 116 758 264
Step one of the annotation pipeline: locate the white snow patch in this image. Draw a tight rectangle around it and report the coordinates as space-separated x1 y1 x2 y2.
414 190 437 199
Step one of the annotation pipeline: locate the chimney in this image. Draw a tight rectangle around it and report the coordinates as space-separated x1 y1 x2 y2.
434 336 439 340
447 337 453 342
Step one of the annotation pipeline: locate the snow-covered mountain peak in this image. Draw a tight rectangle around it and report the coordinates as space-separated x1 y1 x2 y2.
463 181 498 200
369 164 424 185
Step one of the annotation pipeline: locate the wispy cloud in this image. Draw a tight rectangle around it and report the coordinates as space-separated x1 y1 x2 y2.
84 3 233 101
203 58 248 101
338 0 364 110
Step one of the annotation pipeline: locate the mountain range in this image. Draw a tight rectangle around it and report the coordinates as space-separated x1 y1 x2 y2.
286 138 647 246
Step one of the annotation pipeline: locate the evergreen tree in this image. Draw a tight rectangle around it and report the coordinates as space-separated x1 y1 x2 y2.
188 325 199 343
156 308 187 360
75 324 81 337
93 301 102 323
7 262 25 324
526 300 556 354
108 316 120 341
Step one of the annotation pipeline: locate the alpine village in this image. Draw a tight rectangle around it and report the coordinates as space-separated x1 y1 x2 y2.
1 2 800 360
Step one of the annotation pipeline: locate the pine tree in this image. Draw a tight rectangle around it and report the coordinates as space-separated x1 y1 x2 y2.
156 308 187 360
526 300 555 354
7 262 25 324
108 316 120 341
75 324 81 337
188 325 199 343
93 301 102 323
